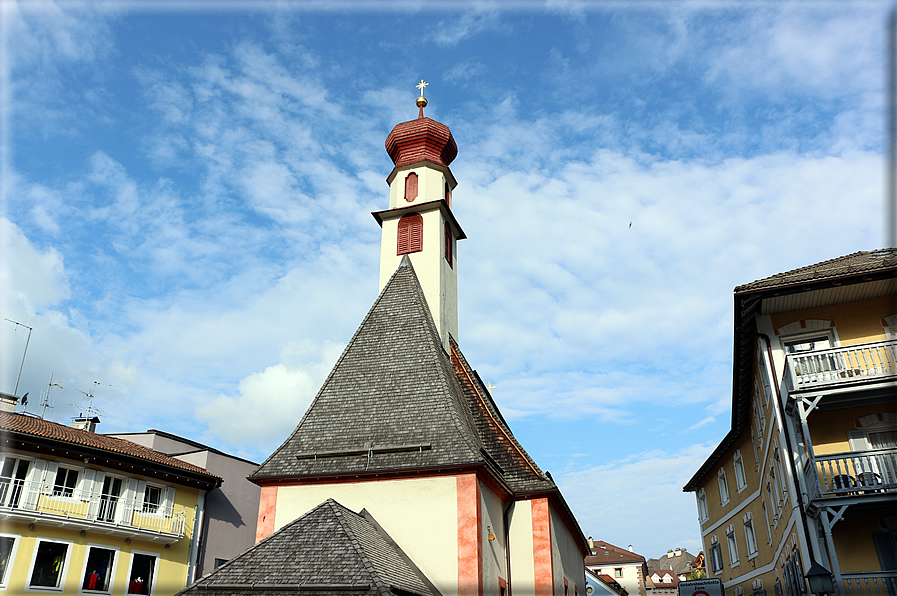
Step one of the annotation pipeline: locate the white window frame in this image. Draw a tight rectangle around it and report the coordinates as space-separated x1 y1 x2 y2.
758 347 773 408
0 532 21 589
743 512 758 559
718 467 730 506
734 449 747 493
51 465 82 500
26 537 73 592
124 550 160 596
78 543 119 595
762 499 772 544
773 444 788 502
697 488 709 523
726 524 740 568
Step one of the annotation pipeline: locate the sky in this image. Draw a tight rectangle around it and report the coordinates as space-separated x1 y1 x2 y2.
0 0 887 559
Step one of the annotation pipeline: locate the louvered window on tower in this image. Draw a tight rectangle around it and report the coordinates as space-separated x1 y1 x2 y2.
397 213 423 255
444 221 453 267
404 172 418 202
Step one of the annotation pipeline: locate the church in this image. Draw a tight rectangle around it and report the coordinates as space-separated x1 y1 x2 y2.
178 85 589 596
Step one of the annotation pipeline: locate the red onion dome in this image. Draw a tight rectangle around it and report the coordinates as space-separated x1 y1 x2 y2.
385 117 458 168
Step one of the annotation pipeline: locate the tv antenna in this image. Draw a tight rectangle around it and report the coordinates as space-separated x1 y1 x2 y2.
70 380 120 419
3 312 33 398
39 373 64 419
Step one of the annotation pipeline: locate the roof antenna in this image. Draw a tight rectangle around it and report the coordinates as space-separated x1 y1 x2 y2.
3 312 33 400
71 380 121 419
40 373 64 419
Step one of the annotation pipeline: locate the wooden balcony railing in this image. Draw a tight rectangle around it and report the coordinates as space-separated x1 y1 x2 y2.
785 340 897 390
842 572 897 596
0 476 187 537
805 448 897 498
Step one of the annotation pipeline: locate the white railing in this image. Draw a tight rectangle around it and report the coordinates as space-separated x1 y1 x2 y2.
0 477 186 536
785 340 897 389
842 572 897 596
809 448 897 497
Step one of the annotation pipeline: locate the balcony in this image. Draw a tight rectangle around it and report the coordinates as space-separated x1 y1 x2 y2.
842 572 897 596
0 477 187 541
785 340 897 391
803 447 897 500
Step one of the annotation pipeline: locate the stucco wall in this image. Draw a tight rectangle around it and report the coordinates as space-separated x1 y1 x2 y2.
509 498 537 595
273 476 459 596
550 504 585 596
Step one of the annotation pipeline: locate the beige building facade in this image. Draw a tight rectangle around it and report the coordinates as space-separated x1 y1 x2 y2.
685 250 897 596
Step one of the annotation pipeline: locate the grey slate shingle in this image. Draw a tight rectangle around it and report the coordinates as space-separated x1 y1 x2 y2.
251 258 550 492
177 499 438 596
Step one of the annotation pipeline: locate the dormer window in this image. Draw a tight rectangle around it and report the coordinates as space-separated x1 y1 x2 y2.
404 172 418 202
397 213 423 255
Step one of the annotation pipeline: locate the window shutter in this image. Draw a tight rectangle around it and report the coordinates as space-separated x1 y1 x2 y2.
78 468 96 500
404 172 418 202
444 221 452 266
135 480 147 510
162 487 175 516
397 214 423 255
42 462 58 495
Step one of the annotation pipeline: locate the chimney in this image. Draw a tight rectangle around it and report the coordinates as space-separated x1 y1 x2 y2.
72 416 100 433
628 545 633 552
588 537 594 548
0 392 17 413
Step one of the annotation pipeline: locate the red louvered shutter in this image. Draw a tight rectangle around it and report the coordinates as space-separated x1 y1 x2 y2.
404 172 418 202
444 221 452 267
397 213 423 255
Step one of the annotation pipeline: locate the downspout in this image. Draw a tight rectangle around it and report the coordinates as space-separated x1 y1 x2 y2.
755 333 818 566
187 489 206 585
504 500 514 596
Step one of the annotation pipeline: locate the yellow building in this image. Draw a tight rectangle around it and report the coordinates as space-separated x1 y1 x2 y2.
684 249 897 596
0 409 220 594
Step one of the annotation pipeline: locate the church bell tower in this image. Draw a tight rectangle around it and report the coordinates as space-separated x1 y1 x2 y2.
373 81 465 353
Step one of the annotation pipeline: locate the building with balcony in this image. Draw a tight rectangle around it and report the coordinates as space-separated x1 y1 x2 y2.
106 429 260 578
684 249 897 596
0 407 220 594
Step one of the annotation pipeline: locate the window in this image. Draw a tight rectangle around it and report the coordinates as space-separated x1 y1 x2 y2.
214 558 228 570
29 539 71 589
142 485 162 514
762 500 772 544
718 467 730 506
744 512 758 558
709 537 723 573
758 350 773 407
0 534 18 588
726 525 739 567
0 456 30 508
614 568 623 578
782 549 806 596
53 467 79 497
397 213 423 255
127 552 158 595
774 445 788 502
444 221 453 267
404 172 418 202
445 181 451 206
696 488 709 523
82 546 116 593
734 450 747 492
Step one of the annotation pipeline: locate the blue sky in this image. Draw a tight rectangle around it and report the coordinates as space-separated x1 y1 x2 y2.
0 1 886 558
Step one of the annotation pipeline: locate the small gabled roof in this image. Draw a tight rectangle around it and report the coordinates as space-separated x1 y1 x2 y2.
585 540 646 565
252 259 485 481
177 499 439 596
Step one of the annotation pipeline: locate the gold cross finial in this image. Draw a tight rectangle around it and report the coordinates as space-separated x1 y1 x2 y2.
415 80 429 116
486 382 496 393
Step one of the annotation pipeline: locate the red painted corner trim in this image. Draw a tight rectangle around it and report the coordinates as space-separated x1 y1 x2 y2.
458 473 481 596
532 497 554 596
256 485 277 543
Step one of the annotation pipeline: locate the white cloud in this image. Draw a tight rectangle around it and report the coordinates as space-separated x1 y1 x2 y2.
558 442 716 557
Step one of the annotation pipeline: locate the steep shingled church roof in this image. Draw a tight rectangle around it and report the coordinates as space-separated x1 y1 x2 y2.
177 498 438 596
251 257 554 495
